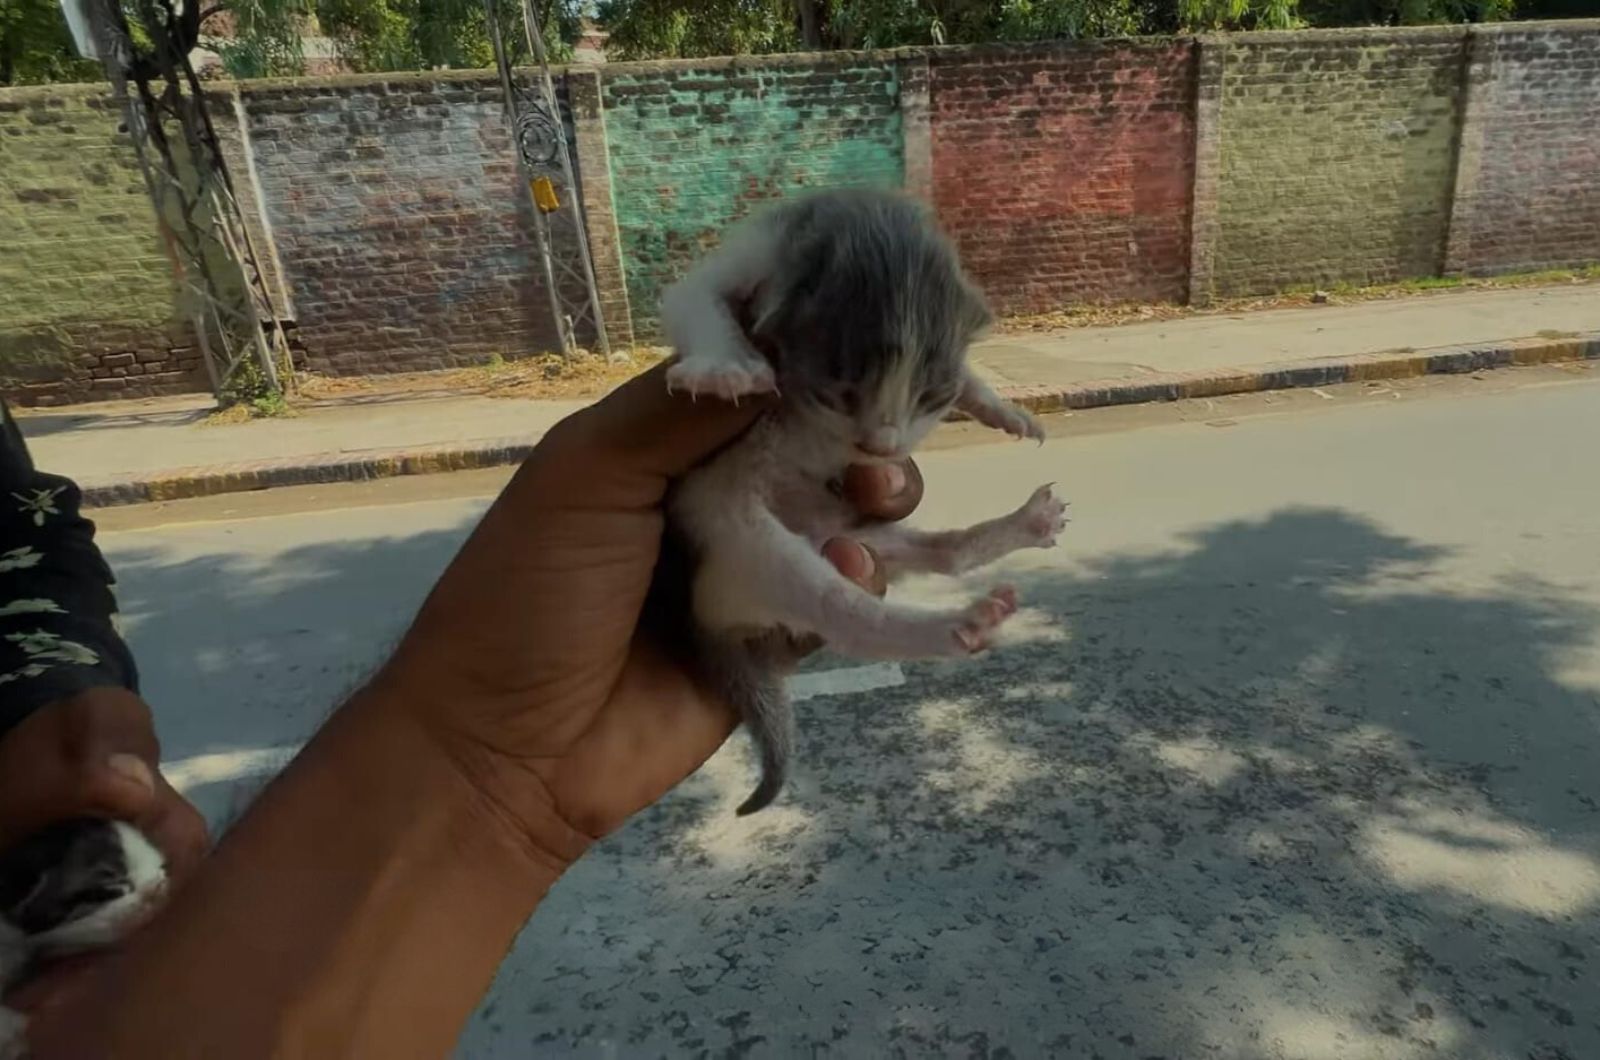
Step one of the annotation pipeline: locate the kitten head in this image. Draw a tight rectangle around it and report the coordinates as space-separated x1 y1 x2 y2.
0 818 165 953
747 189 990 464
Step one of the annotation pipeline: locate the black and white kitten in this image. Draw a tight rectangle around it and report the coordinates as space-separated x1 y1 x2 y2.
0 819 166 1058
663 188 1066 815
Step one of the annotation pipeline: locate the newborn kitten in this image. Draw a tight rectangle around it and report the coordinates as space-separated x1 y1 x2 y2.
0 819 166 1058
663 188 1066 815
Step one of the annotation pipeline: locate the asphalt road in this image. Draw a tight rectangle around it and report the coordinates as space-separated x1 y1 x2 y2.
103 366 1600 1059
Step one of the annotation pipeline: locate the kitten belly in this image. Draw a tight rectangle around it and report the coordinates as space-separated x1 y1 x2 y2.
685 476 853 637
767 477 856 550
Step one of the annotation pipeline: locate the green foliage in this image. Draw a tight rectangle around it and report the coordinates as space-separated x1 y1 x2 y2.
598 0 795 59
600 0 1155 56
1178 0 1302 29
0 0 1553 87
0 0 100 83
209 0 313 77
217 336 297 410
315 0 578 72
2 0 580 85
1297 0 1514 24
994 0 1144 39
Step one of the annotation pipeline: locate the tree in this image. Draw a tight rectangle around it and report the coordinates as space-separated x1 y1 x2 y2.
1298 0 1515 24
1176 0 1301 29
205 0 314 77
0 0 100 83
598 0 795 59
313 0 579 72
600 0 1150 56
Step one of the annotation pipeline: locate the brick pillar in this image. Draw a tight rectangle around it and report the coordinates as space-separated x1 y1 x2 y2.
1187 36 1224 307
1442 27 1486 277
565 66 635 349
898 54 933 203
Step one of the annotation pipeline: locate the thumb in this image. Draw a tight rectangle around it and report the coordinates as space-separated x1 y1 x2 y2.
0 687 159 851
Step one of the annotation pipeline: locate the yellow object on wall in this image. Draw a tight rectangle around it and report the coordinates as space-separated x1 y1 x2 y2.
531 177 560 213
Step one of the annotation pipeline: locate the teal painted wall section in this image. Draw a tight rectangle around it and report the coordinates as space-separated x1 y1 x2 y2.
600 59 905 336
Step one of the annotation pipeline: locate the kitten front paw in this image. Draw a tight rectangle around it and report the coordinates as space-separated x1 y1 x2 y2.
1012 484 1068 548
995 403 1045 443
950 586 1018 653
666 356 777 402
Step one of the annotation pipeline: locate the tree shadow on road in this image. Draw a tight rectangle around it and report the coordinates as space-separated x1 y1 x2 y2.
104 504 1600 1059
106 516 475 759
491 506 1598 1060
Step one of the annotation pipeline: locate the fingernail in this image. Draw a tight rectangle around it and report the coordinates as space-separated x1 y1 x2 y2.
107 753 155 794
838 544 876 586
851 542 876 580
880 463 907 496
826 539 874 582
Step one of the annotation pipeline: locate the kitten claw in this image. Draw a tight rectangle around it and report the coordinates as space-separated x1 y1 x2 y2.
998 406 1045 443
1012 484 1068 548
665 357 777 402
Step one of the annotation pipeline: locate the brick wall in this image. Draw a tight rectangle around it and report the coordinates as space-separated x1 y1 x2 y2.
239 71 574 376
1446 24 1600 276
1207 28 1467 299
6 23 1600 404
600 55 905 337
0 86 203 405
930 42 1196 315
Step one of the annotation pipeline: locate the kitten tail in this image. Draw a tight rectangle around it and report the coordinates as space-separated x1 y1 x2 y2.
702 636 795 816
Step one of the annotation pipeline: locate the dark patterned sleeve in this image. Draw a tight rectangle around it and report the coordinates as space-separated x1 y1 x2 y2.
0 399 139 736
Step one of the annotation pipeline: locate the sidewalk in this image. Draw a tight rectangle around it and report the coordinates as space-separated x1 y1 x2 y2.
18 284 1599 507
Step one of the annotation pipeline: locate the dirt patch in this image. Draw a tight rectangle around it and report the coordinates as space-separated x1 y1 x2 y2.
294 349 669 406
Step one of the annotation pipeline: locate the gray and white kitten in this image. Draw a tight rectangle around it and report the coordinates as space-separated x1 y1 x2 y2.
662 188 1066 815
0 819 166 1058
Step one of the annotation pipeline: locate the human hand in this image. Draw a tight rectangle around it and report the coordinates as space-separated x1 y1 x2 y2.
0 686 208 877
373 363 923 870
0 686 209 1013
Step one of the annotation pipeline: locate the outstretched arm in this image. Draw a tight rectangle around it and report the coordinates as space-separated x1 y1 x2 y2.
19 367 925 1058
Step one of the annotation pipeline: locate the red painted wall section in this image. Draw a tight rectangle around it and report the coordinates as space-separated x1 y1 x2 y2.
930 42 1197 315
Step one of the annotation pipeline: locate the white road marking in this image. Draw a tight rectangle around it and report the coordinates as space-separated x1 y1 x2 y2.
788 662 906 701
161 664 907 794
162 746 298 794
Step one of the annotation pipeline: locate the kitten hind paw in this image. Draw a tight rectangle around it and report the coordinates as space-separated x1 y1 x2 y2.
951 587 1018 653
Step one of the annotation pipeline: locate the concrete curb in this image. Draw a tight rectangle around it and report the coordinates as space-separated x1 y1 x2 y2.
988 331 1600 414
80 332 1599 509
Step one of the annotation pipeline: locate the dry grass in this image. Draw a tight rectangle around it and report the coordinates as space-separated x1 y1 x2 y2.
199 403 258 427
294 348 669 405
999 265 1600 335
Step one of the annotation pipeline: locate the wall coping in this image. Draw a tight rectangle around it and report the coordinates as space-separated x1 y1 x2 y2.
0 81 117 104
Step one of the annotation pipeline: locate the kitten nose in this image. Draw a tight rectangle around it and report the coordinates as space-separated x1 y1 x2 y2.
858 427 901 457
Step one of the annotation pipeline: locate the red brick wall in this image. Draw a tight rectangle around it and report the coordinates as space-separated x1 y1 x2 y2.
929 42 1197 315
1447 24 1600 276
239 72 580 377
